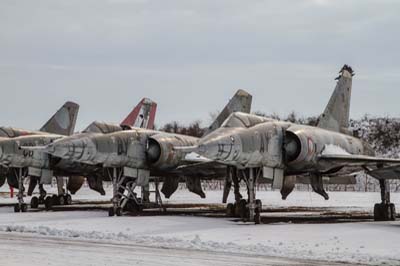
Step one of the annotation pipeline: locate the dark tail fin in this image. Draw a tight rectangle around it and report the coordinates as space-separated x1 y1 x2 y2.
203 89 252 137
39 101 79 136
121 98 157 129
317 65 354 134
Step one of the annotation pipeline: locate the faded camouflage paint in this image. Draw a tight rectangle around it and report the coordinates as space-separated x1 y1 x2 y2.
0 127 45 138
83 121 126 134
0 101 79 188
0 101 81 169
39 102 80 136
194 114 374 174
0 134 62 168
0 101 79 139
43 90 253 171
44 129 198 170
190 66 374 178
317 65 354 134
121 98 157 130
33 90 253 198
203 90 252 136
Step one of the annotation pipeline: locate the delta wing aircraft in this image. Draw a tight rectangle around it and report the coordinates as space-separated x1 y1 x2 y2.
0 98 156 212
178 65 400 224
0 101 79 190
29 90 253 216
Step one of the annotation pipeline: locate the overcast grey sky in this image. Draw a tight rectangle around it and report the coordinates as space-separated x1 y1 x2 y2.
0 0 399 131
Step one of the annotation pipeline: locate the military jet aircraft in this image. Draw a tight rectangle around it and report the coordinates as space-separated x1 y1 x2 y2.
0 101 79 190
178 65 400 224
28 90 253 216
0 98 157 212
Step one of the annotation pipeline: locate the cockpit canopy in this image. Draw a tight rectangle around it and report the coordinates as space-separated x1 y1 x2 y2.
221 112 275 128
83 121 131 134
0 127 40 138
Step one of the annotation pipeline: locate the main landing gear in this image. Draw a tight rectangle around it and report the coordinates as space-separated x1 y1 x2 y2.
29 177 73 210
30 193 73 210
13 168 28 213
374 179 396 221
107 168 164 217
12 171 73 213
225 167 263 224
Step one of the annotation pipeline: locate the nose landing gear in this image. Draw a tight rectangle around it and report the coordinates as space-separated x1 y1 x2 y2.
225 167 263 224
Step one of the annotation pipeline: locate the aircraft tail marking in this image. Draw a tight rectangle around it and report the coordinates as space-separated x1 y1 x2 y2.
121 98 157 129
317 65 354 134
40 101 80 136
203 89 253 137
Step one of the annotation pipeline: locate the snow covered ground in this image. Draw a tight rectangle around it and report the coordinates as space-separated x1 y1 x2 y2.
1 186 400 265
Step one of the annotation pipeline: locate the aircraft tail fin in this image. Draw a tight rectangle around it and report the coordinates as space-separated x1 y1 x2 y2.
203 89 252 136
317 65 354 134
121 98 157 129
39 101 80 136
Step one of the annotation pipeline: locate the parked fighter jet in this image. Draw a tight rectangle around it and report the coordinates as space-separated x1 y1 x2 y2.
0 98 157 212
179 65 400 224
0 101 80 190
28 90 253 216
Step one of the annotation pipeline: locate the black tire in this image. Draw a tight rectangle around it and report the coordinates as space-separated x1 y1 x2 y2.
21 204 28 213
226 203 235 217
108 207 115 217
65 195 72 205
38 196 45 205
254 212 261 225
374 203 393 221
30 197 39 209
234 203 240 217
238 199 248 220
255 199 262 209
58 195 65 206
116 207 122 217
14 204 20 213
52 195 59 206
389 204 396 221
45 196 53 210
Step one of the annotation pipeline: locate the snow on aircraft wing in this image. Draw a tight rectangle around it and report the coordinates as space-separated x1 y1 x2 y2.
318 154 400 180
318 154 400 166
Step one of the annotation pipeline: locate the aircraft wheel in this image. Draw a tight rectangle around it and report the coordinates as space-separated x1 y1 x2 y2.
108 207 115 217
21 204 28 213
254 211 261 225
30 197 39 209
374 203 395 221
38 196 45 205
45 196 53 210
65 194 72 205
389 203 396 221
14 204 20 213
52 195 59 205
116 207 122 217
255 199 262 211
238 199 248 220
374 203 384 221
58 195 65 206
226 203 235 217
